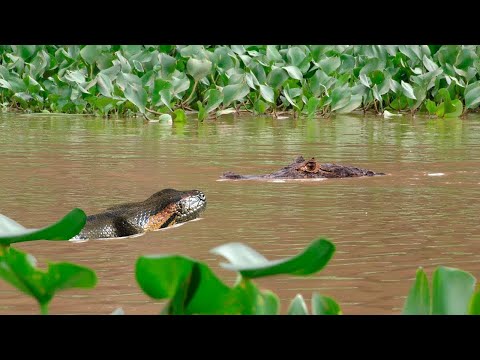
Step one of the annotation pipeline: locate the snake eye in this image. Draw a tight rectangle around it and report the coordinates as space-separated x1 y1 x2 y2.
198 192 206 201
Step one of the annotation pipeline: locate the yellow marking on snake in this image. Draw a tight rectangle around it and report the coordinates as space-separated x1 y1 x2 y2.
145 203 177 231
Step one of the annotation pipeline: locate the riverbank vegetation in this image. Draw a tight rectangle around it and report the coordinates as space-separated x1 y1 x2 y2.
1 45 480 120
1 209 479 315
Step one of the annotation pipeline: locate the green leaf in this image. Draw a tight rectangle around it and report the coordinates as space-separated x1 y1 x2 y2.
401 80 416 100
254 99 267 114
267 68 288 89
431 266 476 315
318 56 341 75
0 247 96 310
425 100 437 115
259 84 274 103
211 238 335 279
287 47 306 67
152 79 173 110
80 45 100 65
423 55 438 72
222 83 250 107
197 101 207 121
159 114 172 122
0 208 86 245
173 109 187 122
283 66 303 80
256 290 279 315
311 293 342 315
135 255 239 314
97 73 114 98
123 75 147 114
186 58 212 81
204 89 223 113
444 99 463 118
266 46 282 62
307 97 320 118
330 87 352 111
465 82 480 109
159 53 177 78
336 94 363 114
288 294 309 315
402 267 430 315
468 290 480 315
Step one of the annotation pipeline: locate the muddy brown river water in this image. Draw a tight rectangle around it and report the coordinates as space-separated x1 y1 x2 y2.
1 112 479 314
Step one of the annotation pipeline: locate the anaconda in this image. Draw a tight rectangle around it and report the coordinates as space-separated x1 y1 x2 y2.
72 188 206 240
221 156 385 180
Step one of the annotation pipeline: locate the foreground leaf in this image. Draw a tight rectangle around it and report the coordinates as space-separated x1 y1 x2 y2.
211 238 335 279
311 293 342 315
0 208 87 245
431 266 476 315
402 267 430 315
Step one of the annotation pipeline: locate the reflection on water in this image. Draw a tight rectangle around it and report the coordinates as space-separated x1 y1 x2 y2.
1 112 480 314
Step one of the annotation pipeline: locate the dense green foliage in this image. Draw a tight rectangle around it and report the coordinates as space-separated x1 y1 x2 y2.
1 45 480 119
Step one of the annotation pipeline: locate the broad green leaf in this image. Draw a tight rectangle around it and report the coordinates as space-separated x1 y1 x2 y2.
204 89 223 113
267 68 288 89
336 94 363 114
259 84 274 104
159 114 172 122
256 290 279 315
359 73 371 88
444 99 463 118
425 100 437 114
330 87 351 111
307 97 320 117
465 82 480 109
318 56 341 75
97 73 114 98
211 238 335 279
283 66 303 80
152 79 172 109
266 45 282 62
402 267 430 315
423 55 438 72
401 80 416 100
288 294 309 315
283 87 300 109
432 266 476 315
159 53 176 78
124 82 147 114
468 290 480 315
222 83 250 107
287 47 306 67
0 208 86 245
254 99 267 114
173 109 187 122
311 293 342 315
80 45 100 65
0 247 96 309
135 255 239 314
186 58 212 81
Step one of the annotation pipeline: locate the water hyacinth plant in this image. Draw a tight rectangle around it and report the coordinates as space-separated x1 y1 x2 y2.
1 45 479 119
135 238 340 315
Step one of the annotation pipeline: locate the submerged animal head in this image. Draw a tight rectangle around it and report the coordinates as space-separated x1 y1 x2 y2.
146 188 207 229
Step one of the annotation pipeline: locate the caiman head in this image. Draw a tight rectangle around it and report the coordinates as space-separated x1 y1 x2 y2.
145 188 207 229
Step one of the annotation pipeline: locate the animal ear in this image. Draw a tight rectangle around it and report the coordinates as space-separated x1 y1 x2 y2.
294 156 305 163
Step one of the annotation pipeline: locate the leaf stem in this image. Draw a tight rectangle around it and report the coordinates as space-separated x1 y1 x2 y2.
40 302 49 315
182 80 198 106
